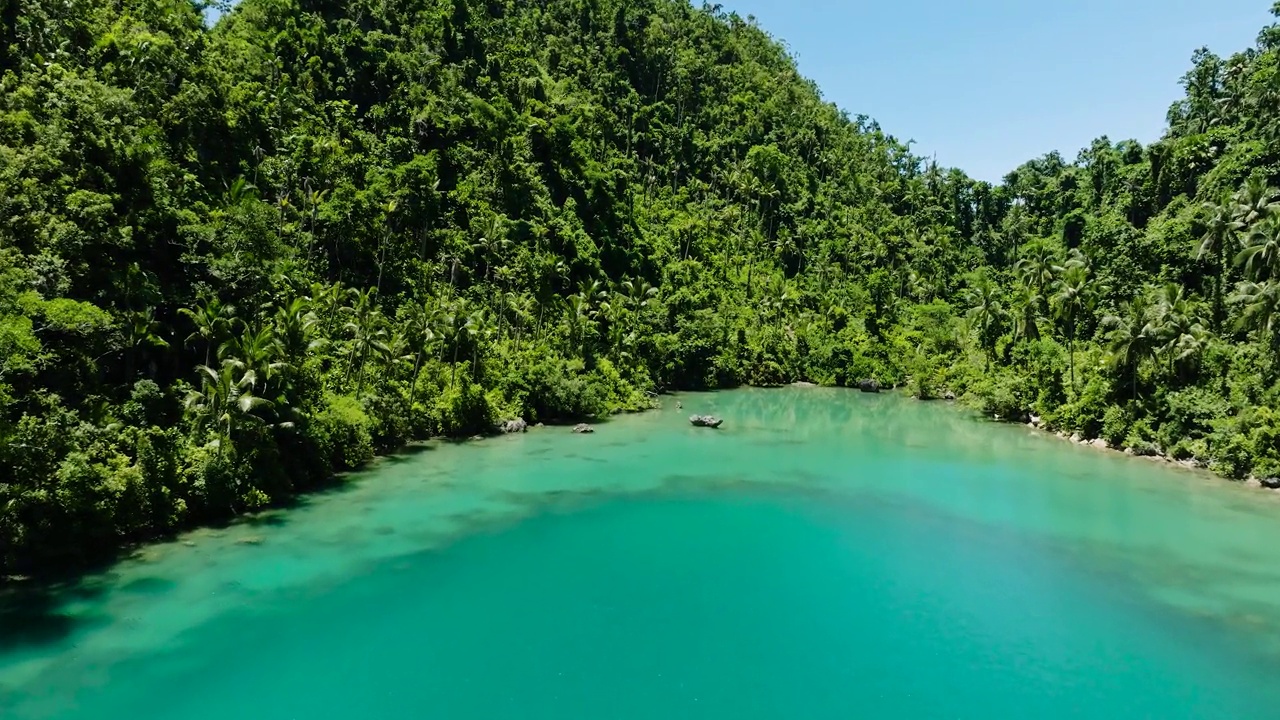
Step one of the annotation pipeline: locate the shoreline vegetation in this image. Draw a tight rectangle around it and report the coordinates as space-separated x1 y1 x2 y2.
7 0 1280 577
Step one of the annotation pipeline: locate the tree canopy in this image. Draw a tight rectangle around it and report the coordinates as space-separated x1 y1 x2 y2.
6 0 1280 576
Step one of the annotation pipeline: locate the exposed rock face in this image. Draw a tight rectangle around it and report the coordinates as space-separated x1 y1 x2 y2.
1088 438 1109 449
858 379 880 393
689 415 724 429
499 418 529 434
942 390 957 401
572 423 594 434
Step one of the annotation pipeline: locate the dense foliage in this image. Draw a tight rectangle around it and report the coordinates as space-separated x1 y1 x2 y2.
5 0 1280 576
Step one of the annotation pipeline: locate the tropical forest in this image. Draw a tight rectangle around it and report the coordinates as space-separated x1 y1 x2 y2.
5 0 1280 578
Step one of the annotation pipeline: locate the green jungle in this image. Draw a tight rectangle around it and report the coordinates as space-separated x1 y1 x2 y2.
5 0 1280 576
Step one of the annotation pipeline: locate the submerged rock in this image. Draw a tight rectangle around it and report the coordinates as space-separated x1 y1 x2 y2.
498 418 529 434
572 423 594 434
689 415 724 429
858 379 880 394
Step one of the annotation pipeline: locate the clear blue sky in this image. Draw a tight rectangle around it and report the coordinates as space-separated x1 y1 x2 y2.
724 0 1274 182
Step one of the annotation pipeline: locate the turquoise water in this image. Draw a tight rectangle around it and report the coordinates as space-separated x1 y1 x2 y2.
4 388 1280 718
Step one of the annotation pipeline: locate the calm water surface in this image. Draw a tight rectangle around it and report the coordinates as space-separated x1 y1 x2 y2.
4 388 1280 718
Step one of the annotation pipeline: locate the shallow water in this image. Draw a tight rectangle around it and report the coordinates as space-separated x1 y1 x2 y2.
4 388 1280 718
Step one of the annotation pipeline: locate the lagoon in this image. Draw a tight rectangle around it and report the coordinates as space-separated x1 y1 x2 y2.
3 388 1280 718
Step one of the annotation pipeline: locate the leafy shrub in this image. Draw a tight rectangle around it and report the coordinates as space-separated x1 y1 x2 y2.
970 370 1028 420
1101 405 1132 448
506 357 608 423
1125 419 1161 456
1210 432 1254 480
1055 374 1110 438
1162 387 1229 444
435 377 497 436
308 394 375 471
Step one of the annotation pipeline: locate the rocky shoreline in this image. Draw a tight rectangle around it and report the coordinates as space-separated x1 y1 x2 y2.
1013 414 1280 492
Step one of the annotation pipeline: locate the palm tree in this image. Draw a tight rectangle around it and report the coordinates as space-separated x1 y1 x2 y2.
1010 284 1044 347
1232 177 1279 227
620 279 659 335
963 275 1005 371
221 324 286 388
473 215 511 284
184 360 272 457
124 307 169 380
1230 279 1280 348
1051 264 1094 389
466 308 495 378
1235 217 1280 281
341 289 389 396
1198 196 1242 330
179 298 237 367
379 329 416 380
565 293 594 360
273 297 324 362
405 299 442 397
1144 284 1210 378
438 300 475 389
1101 301 1154 400
1014 242 1059 295
309 282 346 339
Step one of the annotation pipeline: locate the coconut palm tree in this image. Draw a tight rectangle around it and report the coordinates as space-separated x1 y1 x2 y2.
221 323 286 389
309 281 346 339
1014 242 1059 295
1010 284 1044 347
273 297 324 362
184 360 273 457
1051 264 1094 389
466 308 495 378
1230 279 1280 348
1102 301 1154 400
963 274 1005 371
565 293 594 360
124 307 169 380
471 215 511 284
179 298 237 368
1198 196 1242 330
1235 217 1280 281
340 289 389 396
1144 284 1210 378
405 299 442 396
1232 177 1279 227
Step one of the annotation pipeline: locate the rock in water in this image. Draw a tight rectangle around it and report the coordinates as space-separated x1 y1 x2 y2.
689 415 724 429
858 379 880 393
498 418 528 434
572 423 594 434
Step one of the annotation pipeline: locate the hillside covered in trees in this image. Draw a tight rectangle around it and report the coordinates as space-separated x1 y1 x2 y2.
5 0 1280 576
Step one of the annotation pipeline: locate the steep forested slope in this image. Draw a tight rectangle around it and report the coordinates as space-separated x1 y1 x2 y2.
4 0 1280 576
0 0 968 574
